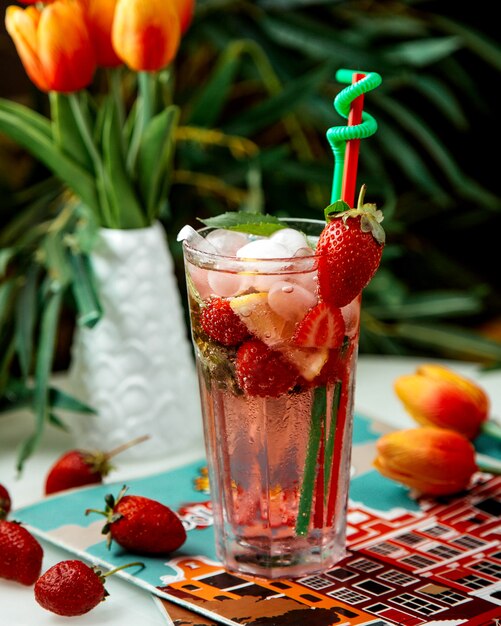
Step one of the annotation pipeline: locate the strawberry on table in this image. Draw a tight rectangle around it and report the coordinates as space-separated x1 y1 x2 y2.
293 302 345 349
0 518 43 585
34 559 143 616
0 484 11 516
86 486 186 555
45 435 149 495
316 185 385 308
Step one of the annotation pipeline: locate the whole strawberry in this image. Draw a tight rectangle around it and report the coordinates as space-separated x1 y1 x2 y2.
0 484 11 516
236 338 298 397
200 297 249 346
34 559 143 616
316 185 385 308
0 518 43 585
45 435 149 495
86 486 187 555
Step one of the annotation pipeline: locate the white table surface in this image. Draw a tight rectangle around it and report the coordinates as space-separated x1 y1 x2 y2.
1 354 500 625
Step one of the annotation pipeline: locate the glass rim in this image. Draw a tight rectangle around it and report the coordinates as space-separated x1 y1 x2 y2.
182 217 326 268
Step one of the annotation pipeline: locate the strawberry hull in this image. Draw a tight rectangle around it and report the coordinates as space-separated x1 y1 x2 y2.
182 219 361 579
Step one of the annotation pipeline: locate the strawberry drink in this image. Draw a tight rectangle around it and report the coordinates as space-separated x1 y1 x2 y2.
181 203 383 578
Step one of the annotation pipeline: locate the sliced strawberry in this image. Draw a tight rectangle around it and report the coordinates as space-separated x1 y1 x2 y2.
200 297 250 346
293 302 345 349
235 338 298 397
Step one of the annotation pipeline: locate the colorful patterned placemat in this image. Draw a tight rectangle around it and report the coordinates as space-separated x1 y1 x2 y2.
14 414 501 626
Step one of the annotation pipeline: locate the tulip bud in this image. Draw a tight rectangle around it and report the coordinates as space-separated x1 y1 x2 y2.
5 0 95 93
173 0 195 34
374 427 477 496
112 0 181 72
83 0 122 68
394 364 489 440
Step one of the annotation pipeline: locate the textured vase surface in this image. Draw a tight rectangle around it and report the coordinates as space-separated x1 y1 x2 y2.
68 222 202 459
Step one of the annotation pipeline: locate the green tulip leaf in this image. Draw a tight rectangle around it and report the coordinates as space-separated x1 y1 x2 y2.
0 98 52 139
14 265 39 380
0 99 99 211
18 285 62 471
68 252 102 328
47 412 69 431
50 93 94 172
42 230 73 288
137 104 180 221
102 97 146 229
48 387 96 414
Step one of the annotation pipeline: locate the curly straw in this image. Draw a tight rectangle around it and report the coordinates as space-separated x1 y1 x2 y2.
327 69 382 204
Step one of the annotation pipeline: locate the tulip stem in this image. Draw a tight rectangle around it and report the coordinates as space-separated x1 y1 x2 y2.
475 453 501 475
109 68 126 152
480 419 501 441
68 94 115 228
127 72 155 174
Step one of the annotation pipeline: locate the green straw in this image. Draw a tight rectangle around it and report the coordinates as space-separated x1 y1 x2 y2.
327 69 382 203
296 387 326 536
323 382 341 500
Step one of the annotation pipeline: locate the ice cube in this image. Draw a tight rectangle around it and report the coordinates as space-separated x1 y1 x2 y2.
293 247 315 258
236 239 290 260
288 269 317 295
236 239 290 292
205 229 249 256
187 264 212 300
268 281 317 323
177 225 218 254
270 228 310 255
207 269 251 298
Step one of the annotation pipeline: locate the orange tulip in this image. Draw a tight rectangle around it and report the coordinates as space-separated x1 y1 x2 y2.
112 0 181 72
5 0 95 93
173 0 195 34
82 0 122 67
394 364 489 440
374 427 477 496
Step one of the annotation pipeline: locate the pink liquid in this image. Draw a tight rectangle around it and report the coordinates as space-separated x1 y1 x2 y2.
192 305 358 577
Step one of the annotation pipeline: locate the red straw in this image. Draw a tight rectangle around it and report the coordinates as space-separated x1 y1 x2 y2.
326 343 355 526
341 72 366 207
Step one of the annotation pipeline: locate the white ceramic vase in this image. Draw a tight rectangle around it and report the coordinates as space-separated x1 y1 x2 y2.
67 221 202 459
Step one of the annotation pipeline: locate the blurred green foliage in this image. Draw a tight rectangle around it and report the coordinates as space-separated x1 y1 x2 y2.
167 0 501 363
2 0 501 416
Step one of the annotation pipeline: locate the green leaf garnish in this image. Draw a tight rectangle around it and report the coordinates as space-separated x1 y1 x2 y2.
324 200 350 221
198 212 286 236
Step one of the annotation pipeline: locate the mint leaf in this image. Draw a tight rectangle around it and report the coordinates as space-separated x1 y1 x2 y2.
198 212 286 236
324 200 350 221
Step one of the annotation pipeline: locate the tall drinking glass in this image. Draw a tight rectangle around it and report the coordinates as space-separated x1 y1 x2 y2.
182 219 360 578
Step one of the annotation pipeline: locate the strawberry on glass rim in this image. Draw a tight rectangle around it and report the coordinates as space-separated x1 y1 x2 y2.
316 184 385 308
